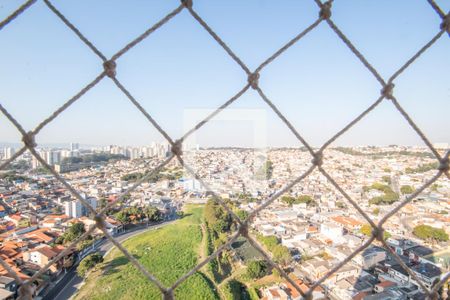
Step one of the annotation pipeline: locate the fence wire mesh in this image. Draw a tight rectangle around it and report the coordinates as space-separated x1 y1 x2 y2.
0 0 449 299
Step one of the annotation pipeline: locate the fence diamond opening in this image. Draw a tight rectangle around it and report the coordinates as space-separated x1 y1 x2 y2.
0 0 449 299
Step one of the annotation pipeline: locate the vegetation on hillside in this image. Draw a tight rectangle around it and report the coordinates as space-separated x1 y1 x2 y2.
382 176 391 184
114 206 162 224
62 153 126 165
280 195 315 206
203 198 290 298
336 201 347 209
400 185 415 195
0 172 30 182
74 205 219 300
245 260 269 279
55 222 86 244
204 199 234 282
222 279 250 300
364 182 399 205
77 253 103 277
256 234 291 265
121 168 183 183
334 147 435 159
413 224 449 242
405 162 438 174
236 192 258 203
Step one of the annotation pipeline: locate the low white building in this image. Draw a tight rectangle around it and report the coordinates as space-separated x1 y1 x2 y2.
320 222 343 244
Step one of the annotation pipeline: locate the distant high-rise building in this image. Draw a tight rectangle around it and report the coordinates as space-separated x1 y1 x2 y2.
43 150 61 166
111 146 126 156
70 143 79 151
3 147 15 160
53 151 61 165
44 151 51 165
61 149 72 158
130 148 140 160
31 154 41 169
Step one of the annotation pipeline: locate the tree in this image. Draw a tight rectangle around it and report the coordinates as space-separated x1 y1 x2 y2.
55 235 65 245
115 211 130 224
360 224 372 236
246 260 268 279
336 201 347 209
382 176 391 184
360 224 391 240
235 209 248 221
430 184 440 192
63 222 86 243
373 208 380 216
98 197 108 209
281 196 296 206
77 253 103 277
204 199 232 233
272 268 281 279
297 195 314 205
258 235 279 249
222 280 248 300
281 195 315 206
271 245 292 265
121 172 143 182
213 232 228 250
405 162 438 174
70 223 86 236
77 239 94 252
413 225 449 242
61 157 83 165
369 188 399 205
400 185 414 195
144 206 162 222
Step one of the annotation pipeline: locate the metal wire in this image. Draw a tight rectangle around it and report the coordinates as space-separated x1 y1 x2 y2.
0 0 448 299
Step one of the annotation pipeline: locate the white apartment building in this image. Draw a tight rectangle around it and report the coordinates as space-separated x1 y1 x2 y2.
65 197 97 218
3 147 15 160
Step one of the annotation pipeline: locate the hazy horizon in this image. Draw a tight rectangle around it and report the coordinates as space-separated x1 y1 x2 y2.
0 140 447 150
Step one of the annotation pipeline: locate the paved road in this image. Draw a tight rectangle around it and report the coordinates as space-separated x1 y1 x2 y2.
42 220 175 300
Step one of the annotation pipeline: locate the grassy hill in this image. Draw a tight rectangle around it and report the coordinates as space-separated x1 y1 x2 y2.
74 205 219 300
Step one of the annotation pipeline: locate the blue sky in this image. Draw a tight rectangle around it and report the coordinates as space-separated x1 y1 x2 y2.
0 0 449 147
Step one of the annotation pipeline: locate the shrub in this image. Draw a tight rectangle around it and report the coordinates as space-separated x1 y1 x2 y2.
400 185 414 195
272 245 292 265
246 260 268 279
77 253 103 277
281 195 315 206
413 225 449 242
222 280 248 300
360 224 391 240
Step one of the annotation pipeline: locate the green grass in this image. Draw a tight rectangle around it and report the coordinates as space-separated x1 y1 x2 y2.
74 205 219 300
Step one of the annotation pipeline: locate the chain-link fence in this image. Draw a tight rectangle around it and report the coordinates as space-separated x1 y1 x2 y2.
0 0 449 299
